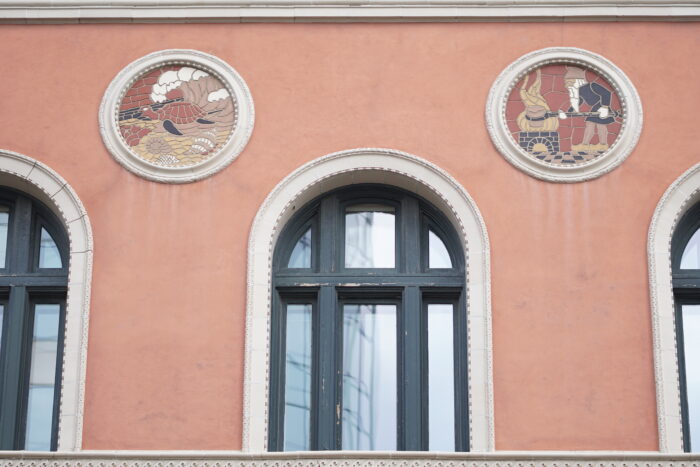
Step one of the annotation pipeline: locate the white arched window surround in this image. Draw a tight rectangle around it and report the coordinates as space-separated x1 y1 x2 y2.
649 162 700 452
0 149 92 451
243 148 494 452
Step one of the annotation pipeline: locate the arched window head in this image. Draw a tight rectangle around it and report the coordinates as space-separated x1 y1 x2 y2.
270 184 467 452
672 202 700 452
0 188 68 451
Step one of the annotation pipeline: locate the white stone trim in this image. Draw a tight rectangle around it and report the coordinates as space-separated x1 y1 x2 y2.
649 162 700 453
243 148 494 453
486 47 643 183
99 49 254 184
2 450 700 465
0 149 92 451
1 1 700 22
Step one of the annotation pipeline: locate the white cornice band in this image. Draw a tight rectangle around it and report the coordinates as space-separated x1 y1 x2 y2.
1 1 700 22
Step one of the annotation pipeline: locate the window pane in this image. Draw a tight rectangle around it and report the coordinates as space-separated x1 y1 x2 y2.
284 304 312 451
345 205 395 268
342 304 396 450
428 304 455 451
24 304 60 451
0 207 8 268
429 229 452 269
38 228 62 269
288 229 312 269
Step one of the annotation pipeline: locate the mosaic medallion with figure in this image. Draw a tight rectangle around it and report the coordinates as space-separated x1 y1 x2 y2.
117 65 238 167
505 64 624 166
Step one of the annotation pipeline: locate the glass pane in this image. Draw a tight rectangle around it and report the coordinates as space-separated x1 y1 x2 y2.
284 304 312 451
428 304 455 451
429 229 452 269
342 304 396 450
24 304 60 451
38 228 62 269
288 229 312 269
345 205 395 268
0 206 8 268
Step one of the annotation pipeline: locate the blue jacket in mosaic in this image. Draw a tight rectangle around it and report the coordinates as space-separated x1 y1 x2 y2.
568 82 614 125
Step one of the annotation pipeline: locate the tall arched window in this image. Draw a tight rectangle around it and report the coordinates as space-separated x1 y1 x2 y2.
0 188 68 451
269 184 468 452
672 202 700 452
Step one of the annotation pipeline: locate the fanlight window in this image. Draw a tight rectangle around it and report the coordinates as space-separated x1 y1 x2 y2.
271 185 468 452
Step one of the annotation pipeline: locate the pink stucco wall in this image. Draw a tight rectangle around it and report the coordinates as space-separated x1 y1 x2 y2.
0 21 696 451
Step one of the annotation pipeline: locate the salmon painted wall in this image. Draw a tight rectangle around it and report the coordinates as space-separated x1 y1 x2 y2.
0 21 696 451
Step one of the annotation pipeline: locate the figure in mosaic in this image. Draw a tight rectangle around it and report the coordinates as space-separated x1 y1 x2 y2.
118 66 237 167
505 64 623 166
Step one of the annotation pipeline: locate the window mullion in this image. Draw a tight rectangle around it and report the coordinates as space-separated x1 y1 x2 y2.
402 197 421 274
454 291 470 452
7 197 32 274
401 285 422 450
0 286 27 449
319 196 338 274
316 285 338 450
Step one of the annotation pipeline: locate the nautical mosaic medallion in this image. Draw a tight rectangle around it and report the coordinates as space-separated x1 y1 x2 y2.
100 50 254 183
487 48 642 182
118 65 237 167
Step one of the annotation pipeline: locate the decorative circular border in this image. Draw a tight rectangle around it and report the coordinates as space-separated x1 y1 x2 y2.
99 49 254 183
486 47 642 183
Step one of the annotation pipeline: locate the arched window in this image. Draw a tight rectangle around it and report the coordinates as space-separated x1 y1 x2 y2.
672 202 700 452
0 188 68 451
269 184 468 452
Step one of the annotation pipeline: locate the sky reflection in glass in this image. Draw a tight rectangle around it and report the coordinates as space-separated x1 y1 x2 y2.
342 304 396 450
24 304 60 451
428 229 452 269
284 304 312 451
428 304 455 451
38 228 62 269
288 229 312 269
345 205 395 268
0 207 8 268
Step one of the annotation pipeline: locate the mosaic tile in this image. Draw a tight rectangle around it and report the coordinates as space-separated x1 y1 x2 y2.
505 64 624 167
117 65 238 168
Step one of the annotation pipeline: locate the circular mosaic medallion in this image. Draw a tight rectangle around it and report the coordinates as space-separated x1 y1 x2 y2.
100 50 254 183
487 48 642 182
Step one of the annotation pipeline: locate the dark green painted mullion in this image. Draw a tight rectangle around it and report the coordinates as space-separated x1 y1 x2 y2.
675 297 692 452
319 196 338 274
267 290 285 451
316 285 337 450
0 286 27 449
402 198 420 275
454 290 470 452
401 286 421 450
7 198 31 275
49 301 66 451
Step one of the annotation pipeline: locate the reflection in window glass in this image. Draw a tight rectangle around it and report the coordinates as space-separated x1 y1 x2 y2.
683 304 700 451
342 304 396 450
345 205 395 268
284 304 312 451
429 229 452 269
428 304 455 451
0 207 8 268
38 228 62 269
24 304 60 451
288 229 312 269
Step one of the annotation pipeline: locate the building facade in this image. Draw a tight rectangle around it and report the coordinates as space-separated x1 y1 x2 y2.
1 2 700 464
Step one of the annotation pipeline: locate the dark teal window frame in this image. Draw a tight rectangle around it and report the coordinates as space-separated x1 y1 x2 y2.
0 188 68 451
269 184 468 452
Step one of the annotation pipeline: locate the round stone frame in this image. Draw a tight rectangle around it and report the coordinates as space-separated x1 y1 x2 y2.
99 49 254 183
486 47 642 183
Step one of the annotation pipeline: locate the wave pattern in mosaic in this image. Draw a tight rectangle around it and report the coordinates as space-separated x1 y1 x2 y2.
117 65 238 167
505 64 624 166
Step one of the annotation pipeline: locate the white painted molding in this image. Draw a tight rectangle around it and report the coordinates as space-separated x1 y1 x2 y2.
0 149 92 451
1 450 700 465
1 1 700 22
243 148 494 453
486 47 642 183
649 162 700 453
99 49 254 184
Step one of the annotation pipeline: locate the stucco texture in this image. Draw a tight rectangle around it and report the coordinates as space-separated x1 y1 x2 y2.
0 21 695 451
